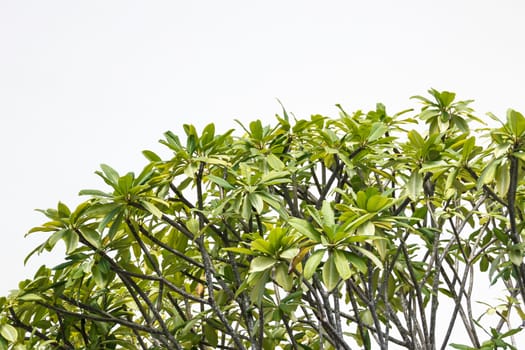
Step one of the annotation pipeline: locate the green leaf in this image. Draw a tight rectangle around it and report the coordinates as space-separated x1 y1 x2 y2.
249 256 276 273
180 317 199 336
367 122 387 142
17 293 44 302
515 304 525 321
356 191 368 209
78 189 112 197
322 254 339 291
266 153 285 171
356 221 375 236
0 324 17 343
479 255 489 272
80 227 101 249
365 194 390 212
419 160 448 173
354 246 383 270
438 90 456 107
260 171 290 185
501 327 522 338
0 337 7 350
96 205 122 232
207 174 234 190
57 202 71 218
280 247 299 260
321 200 335 227
248 193 264 214
461 136 476 161
343 213 375 232
288 218 321 242
203 323 218 347
361 309 374 326
249 270 270 305
108 210 124 240
222 247 255 255
242 195 252 220
92 261 109 288
142 150 161 162
200 122 216 145
100 163 120 185
445 167 459 191
495 160 510 195
274 263 293 291
407 130 425 149
507 109 525 137
333 249 351 280
478 159 499 187
304 249 325 279
450 344 476 350
140 200 163 219
251 239 273 255
509 244 523 266
249 120 263 140
347 253 367 274
63 229 79 254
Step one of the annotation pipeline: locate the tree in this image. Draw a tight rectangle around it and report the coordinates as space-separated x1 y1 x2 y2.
1 89 525 350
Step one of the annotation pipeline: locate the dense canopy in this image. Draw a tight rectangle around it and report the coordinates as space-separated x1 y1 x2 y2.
2 90 525 349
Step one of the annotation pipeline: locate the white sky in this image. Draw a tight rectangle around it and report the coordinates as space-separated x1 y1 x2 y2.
1 0 525 345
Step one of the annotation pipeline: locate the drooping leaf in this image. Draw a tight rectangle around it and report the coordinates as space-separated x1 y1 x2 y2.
509 244 523 266
274 263 293 291
322 254 339 291
63 229 79 254
333 249 352 280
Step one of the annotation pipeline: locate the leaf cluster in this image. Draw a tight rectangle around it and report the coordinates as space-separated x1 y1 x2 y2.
2 91 525 349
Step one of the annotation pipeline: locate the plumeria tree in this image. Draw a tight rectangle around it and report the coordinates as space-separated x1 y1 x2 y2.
2 90 525 349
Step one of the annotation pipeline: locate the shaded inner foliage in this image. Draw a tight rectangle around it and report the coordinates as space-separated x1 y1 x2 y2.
2 89 525 349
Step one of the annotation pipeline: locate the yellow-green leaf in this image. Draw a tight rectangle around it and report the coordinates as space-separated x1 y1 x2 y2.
17 293 44 302
357 221 375 236
267 153 285 171
249 256 276 273
140 200 163 219
0 324 17 343
406 172 423 200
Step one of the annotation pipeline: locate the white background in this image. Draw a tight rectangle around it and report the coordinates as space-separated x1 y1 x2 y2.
1 0 525 346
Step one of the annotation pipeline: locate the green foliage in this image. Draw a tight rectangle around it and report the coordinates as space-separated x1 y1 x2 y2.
2 90 525 349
